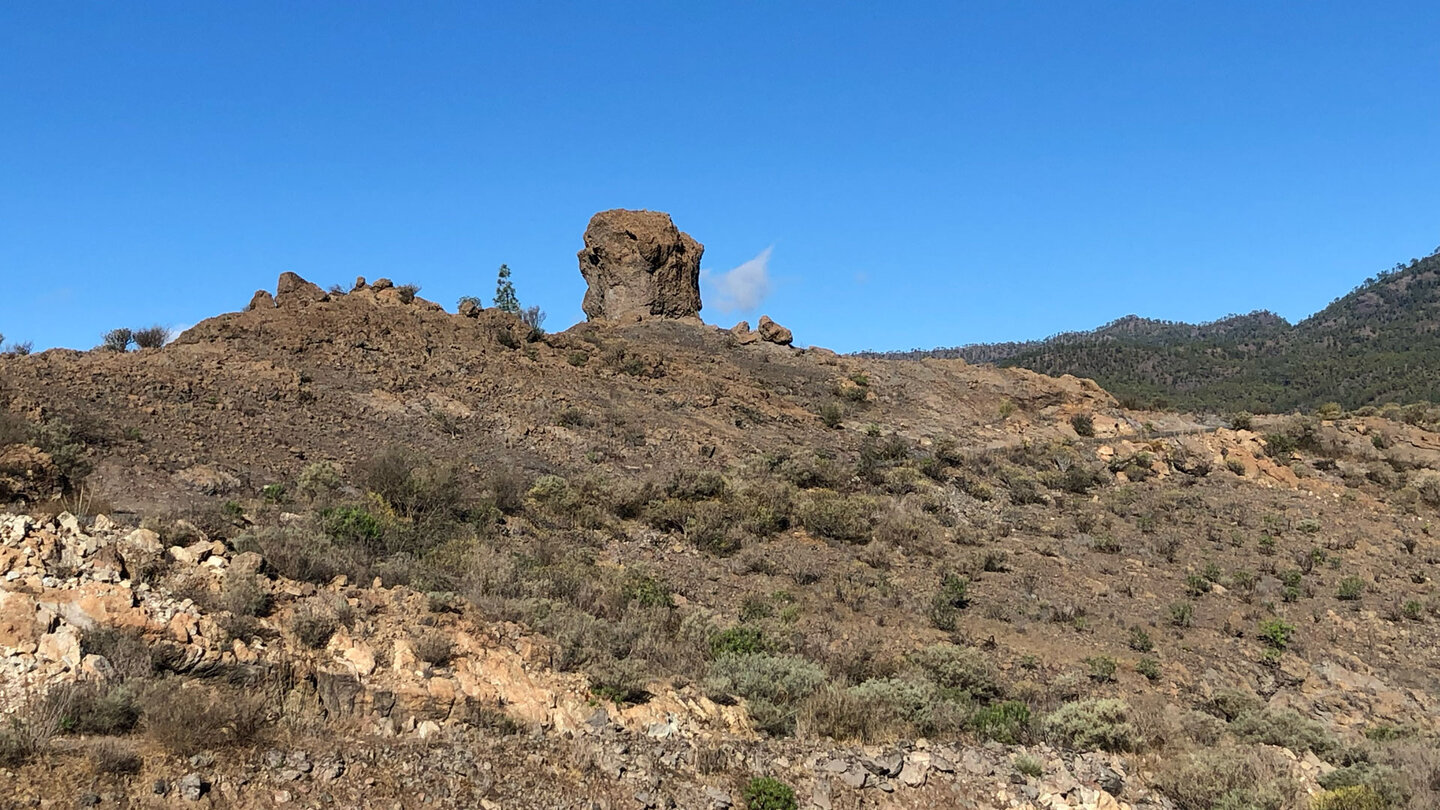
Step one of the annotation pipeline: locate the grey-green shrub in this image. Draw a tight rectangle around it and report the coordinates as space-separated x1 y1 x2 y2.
1043 698 1140 752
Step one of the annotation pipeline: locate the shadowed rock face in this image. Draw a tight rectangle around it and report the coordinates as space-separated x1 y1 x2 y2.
578 210 703 322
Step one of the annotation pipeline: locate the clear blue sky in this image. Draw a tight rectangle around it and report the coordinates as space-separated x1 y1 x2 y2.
3 2 1438 353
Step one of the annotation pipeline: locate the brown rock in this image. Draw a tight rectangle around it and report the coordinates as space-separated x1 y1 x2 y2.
729 321 760 345
577 209 703 322
458 299 482 318
0 445 60 502
352 276 368 291
275 272 329 307
247 290 276 311
757 315 793 346
371 278 394 290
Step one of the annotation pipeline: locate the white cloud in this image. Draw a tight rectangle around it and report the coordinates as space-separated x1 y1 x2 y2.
703 247 773 313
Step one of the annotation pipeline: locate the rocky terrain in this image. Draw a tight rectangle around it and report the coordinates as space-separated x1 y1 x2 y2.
2 211 1438 809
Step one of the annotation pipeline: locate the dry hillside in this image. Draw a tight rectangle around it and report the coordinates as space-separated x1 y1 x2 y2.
2 239 1440 810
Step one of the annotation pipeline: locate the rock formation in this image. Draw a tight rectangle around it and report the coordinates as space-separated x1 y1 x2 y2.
757 315 793 346
577 210 703 322
275 272 329 307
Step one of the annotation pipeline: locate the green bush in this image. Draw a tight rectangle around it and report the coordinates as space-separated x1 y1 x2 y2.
1136 657 1161 681
1127 626 1154 652
910 644 1001 699
1230 707 1335 755
969 700 1032 744
1337 576 1365 601
1257 618 1295 650
1043 698 1140 752
319 504 385 552
929 573 971 631
743 777 797 810
1070 413 1096 437
1319 762 1409 808
1085 655 1118 683
795 490 872 542
711 626 767 658
1169 602 1195 627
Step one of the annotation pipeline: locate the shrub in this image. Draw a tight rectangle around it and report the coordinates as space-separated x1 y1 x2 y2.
1043 698 1140 752
395 283 421 303
1203 688 1262 722
289 603 339 649
1337 576 1364 601
1092 535 1122 554
140 680 268 755
1085 656 1118 683
57 682 141 735
1070 413 1095 437
1014 754 1044 778
1257 618 1295 650
319 504 385 553
969 700 1032 744
711 626 767 658
795 490 872 542
1310 786 1385 810
102 328 133 352
360 447 463 529
88 740 142 775
132 325 171 349
910 644 1001 699
297 461 344 504
743 777 797 810
819 402 843 429
1152 746 1295 810
929 573 971 631
1136 657 1161 681
705 653 825 735
1127 627 1154 652
1169 602 1195 628
414 632 454 667
1230 707 1335 755
843 677 964 737
1319 763 1409 809
1230 412 1254 431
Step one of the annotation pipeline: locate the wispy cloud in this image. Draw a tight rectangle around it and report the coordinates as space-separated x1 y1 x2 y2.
703 247 773 313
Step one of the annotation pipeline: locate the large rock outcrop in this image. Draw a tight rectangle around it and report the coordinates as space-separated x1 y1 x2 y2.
578 210 703 322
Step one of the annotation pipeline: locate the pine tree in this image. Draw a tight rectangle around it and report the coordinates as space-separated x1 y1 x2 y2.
493 264 520 313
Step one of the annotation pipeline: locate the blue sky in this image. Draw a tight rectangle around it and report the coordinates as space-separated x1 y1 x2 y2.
2 2 1438 353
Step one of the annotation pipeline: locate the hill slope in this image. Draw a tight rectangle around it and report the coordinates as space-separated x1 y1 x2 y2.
870 248 1440 413
3 274 1440 809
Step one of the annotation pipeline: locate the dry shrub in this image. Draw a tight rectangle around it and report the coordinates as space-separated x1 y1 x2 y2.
1151 745 1296 810
289 602 339 649
88 739 143 775
0 688 71 766
140 680 268 755
414 632 455 667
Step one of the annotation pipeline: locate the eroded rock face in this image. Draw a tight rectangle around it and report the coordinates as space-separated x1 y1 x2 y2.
578 210 703 322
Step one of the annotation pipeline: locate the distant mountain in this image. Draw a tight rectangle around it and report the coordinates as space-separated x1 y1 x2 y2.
865 247 1440 413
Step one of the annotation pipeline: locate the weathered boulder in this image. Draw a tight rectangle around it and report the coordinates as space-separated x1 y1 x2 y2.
577 210 703 322
757 315 793 346
275 272 328 307
458 299 482 318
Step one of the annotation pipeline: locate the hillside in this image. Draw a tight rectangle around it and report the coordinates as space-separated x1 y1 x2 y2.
2 216 1440 809
869 248 1440 413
